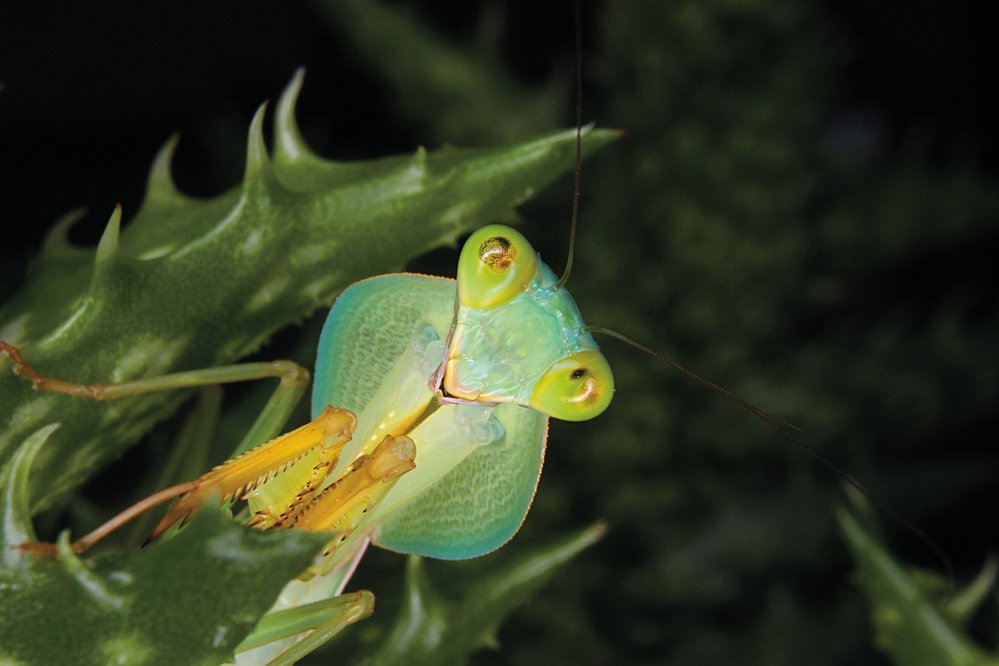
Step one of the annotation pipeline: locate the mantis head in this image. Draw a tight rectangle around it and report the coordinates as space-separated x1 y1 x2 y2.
444 224 614 422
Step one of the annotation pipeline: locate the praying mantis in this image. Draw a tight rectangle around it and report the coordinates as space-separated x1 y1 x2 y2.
2 216 614 663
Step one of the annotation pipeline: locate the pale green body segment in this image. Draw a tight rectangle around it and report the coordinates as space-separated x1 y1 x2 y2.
311 274 548 559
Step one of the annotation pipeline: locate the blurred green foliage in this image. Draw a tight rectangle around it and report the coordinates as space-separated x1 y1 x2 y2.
837 491 999 666
1 0 997 664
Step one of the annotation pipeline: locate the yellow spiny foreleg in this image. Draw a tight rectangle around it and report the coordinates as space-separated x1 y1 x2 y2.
17 406 357 558
146 406 357 542
292 434 416 556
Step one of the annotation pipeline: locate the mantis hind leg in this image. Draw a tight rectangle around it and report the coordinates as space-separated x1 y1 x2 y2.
0 341 310 458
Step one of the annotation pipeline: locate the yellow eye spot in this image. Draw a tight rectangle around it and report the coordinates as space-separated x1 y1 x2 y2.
458 225 538 309
479 236 515 270
531 350 614 421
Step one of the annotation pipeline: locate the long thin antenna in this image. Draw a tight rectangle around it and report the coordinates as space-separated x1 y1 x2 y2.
586 326 803 437
587 324 954 586
555 0 585 290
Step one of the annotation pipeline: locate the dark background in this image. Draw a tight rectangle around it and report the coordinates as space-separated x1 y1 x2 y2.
2 1 997 663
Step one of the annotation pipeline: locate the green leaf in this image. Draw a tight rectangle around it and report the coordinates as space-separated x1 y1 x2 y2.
0 426 332 666
836 493 999 666
0 71 617 515
353 523 605 665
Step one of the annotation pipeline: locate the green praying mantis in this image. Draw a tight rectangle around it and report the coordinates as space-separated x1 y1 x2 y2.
2 215 615 663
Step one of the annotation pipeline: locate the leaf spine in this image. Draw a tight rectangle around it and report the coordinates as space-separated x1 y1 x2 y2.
141 133 187 210
274 67 317 166
242 101 271 188
41 208 87 258
94 204 122 267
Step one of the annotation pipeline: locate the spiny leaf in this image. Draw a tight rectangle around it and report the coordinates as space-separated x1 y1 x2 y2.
0 69 617 514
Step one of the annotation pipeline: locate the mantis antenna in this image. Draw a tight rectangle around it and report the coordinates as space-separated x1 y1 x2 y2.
555 0 584 290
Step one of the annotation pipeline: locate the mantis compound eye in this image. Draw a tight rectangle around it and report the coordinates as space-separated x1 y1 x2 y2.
530 350 615 421
457 225 539 309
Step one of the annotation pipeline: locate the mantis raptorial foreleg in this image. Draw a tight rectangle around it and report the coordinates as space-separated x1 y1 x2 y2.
16 405 356 558
146 406 357 541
